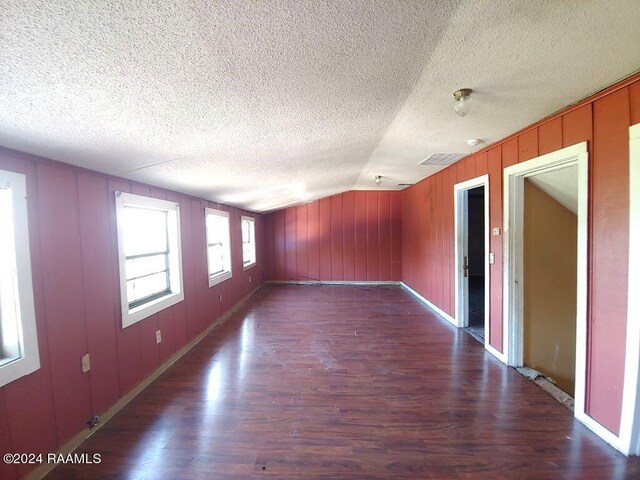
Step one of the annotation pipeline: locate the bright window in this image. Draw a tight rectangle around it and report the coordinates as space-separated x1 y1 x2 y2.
241 216 256 269
0 169 40 387
115 192 184 328
205 208 232 287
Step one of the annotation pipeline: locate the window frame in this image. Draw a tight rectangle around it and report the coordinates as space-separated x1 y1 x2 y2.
0 169 40 388
241 215 257 270
115 192 184 328
205 207 232 287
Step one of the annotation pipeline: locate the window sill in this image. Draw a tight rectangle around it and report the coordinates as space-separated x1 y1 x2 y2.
209 270 232 288
122 290 184 328
243 262 257 271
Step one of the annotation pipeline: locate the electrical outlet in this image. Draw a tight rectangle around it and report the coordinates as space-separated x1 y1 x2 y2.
489 252 495 265
492 227 501 236
81 353 91 373
249 276 252 283
155 330 162 344
219 293 223 302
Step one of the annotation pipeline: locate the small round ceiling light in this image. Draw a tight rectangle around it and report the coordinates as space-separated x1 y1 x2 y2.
374 175 382 186
453 88 472 117
467 138 481 147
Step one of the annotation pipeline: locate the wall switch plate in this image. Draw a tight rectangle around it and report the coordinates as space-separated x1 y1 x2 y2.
219 293 223 302
249 276 252 283
81 353 91 373
155 330 162 344
492 227 501 236
489 252 495 265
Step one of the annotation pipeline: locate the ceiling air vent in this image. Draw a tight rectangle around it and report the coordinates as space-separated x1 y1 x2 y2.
419 153 465 166
397 183 414 187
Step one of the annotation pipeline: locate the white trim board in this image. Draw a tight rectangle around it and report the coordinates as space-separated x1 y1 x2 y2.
453 174 490 348
619 123 640 456
501 142 628 453
401 282 456 326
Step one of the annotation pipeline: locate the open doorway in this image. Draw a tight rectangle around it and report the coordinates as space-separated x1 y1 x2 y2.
454 175 489 345
503 142 592 429
522 167 578 398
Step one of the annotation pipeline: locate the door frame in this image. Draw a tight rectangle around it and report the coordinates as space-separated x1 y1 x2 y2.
502 142 616 444
454 175 490 345
620 123 640 455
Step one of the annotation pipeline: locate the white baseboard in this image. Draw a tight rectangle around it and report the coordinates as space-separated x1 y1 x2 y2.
400 282 456 326
25 285 263 480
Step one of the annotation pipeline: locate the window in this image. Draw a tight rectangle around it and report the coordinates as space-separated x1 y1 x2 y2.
0 169 39 387
241 216 256 269
205 208 232 287
115 192 184 328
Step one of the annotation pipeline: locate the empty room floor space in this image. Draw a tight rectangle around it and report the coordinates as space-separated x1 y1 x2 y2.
45 285 640 479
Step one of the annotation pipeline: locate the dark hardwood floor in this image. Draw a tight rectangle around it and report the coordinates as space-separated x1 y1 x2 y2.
46 285 640 479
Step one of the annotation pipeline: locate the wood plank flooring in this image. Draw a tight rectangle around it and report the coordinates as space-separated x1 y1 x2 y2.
45 285 640 479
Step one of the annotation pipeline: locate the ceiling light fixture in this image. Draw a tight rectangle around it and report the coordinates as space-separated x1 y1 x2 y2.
467 138 481 147
453 88 472 117
375 175 382 185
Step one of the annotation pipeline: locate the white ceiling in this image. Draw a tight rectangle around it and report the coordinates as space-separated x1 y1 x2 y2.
0 0 638 212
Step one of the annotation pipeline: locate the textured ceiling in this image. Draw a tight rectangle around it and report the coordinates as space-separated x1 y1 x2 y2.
0 1 639 212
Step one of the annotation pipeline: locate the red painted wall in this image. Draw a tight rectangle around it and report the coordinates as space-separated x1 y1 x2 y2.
264 191 402 282
401 74 640 436
0 148 264 480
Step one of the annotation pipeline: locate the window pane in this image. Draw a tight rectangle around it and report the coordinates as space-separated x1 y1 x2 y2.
127 271 169 305
241 221 249 243
0 187 21 360
125 254 167 281
208 244 224 275
122 206 168 257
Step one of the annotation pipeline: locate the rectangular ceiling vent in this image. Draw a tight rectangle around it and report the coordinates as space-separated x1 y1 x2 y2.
419 153 465 166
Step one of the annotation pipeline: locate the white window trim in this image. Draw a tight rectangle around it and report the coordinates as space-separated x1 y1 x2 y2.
205 207 232 287
0 169 40 387
241 215 257 270
115 192 184 328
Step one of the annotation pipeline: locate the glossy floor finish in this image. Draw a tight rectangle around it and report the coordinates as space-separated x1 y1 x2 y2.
46 285 640 479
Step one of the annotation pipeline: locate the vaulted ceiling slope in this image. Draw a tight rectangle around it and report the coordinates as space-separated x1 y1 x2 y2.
1 1 638 212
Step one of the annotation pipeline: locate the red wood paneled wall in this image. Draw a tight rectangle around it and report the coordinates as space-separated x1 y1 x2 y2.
264 191 402 282
401 74 640 436
0 148 264 480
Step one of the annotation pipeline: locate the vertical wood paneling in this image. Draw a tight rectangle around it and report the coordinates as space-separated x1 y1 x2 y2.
274 210 286 280
0 392 17 480
562 104 593 147
390 192 402 281
319 197 332 279
378 191 391 281
285 207 297 280
488 146 503 351
77 173 120 415
0 148 266 479
354 192 368 280
342 191 356 281
37 164 92 444
307 202 320 280
366 191 379 281
296 205 308 280
631 80 640 124
587 88 630 434
538 118 563 155
330 195 343 280
476 152 489 176
518 129 538 162
502 138 519 168
264 190 401 282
